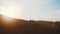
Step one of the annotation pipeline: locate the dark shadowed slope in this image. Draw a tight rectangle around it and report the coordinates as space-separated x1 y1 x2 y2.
0 14 60 34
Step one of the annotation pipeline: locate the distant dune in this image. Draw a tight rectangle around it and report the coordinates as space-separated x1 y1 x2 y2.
0 14 60 34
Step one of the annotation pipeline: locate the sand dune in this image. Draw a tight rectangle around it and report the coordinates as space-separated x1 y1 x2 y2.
0 15 60 34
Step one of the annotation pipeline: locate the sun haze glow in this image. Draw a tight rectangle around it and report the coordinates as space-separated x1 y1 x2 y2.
0 3 23 20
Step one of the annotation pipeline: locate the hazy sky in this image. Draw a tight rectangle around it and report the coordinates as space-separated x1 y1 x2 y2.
0 0 60 21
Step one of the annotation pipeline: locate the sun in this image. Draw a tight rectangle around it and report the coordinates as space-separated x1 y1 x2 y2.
0 3 22 20
1 7 15 17
0 4 23 24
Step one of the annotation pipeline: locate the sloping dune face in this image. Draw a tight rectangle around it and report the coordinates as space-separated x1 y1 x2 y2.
0 15 60 34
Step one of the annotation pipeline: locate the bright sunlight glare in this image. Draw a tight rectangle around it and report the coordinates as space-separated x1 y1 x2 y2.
0 3 23 20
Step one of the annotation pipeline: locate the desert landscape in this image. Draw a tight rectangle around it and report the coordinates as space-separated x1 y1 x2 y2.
0 15 60 34
0 0 60 34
